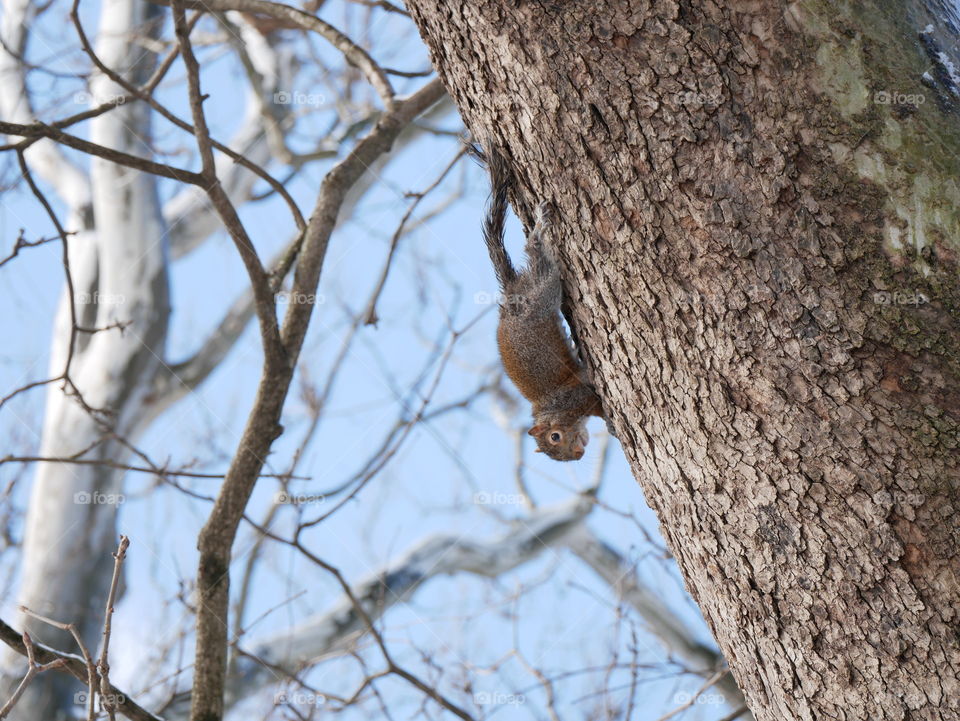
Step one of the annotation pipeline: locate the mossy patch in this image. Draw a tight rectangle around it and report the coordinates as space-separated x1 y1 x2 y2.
794 0 960 280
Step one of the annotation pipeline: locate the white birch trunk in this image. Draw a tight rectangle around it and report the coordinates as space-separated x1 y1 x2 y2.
0 1 168 717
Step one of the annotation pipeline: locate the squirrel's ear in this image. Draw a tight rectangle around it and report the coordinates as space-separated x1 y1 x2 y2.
528 425 544 437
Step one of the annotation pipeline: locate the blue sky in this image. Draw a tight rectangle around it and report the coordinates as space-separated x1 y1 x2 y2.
0 4 723 718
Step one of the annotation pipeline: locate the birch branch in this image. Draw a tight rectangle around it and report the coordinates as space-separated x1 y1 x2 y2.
0 0 91 213
151 0 395 107
219 494 597 712
564 527 749 713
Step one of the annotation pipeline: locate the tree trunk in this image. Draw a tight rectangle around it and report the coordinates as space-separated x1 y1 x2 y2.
405 2 960 719
0 1 168 717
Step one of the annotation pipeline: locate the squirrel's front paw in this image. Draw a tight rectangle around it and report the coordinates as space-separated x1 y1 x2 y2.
535 201 555 227
604 416 620 440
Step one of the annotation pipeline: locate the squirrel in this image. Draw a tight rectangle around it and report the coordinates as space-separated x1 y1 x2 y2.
470 140 604 461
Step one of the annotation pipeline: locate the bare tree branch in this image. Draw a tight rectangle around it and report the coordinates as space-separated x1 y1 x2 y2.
564 527 748 713
653 668 730 721
68 1 308 241
0 454 303 480
0 620 162 721
173 0 284 365
0 119 206 183
18 608 98 721
232 493 597 699
364 146 466 326
188 77 445 721
0 0 91 211
0 632 65 720
152 0 395 107
97 536 129 721
147 221 310 422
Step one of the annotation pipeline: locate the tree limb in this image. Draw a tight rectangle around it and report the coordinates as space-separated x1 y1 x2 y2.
188 77 445 721
0 620 163 721
173 0 285 366
0 120 206 184
151 0 395 107
229 493 597 701
0 0 91 213
564 527 749 714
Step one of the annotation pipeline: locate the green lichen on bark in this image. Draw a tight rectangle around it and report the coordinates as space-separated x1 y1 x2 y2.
795 0 960 283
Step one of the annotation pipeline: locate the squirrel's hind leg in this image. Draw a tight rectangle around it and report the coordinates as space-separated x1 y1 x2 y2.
524 202 558 280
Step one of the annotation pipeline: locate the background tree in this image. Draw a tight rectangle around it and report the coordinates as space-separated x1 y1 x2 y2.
403 1 960 720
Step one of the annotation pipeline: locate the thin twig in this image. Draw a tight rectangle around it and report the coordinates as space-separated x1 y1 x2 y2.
363 147 466 326
0 151 104 420
276 537 475 720
97 536 130 721
18 608 98 721
0 632 66 719
0 454 307 480
0 619 161 721
0 229 64 268
68 1 306 230
172 0 285 365
153 0 396 107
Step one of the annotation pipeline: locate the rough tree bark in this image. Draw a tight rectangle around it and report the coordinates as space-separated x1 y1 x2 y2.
405 2 960 720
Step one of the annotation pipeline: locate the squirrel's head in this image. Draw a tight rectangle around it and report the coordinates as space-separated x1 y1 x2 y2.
529 419 589 461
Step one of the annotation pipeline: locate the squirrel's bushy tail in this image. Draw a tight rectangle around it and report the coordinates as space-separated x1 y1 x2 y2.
467 139 517 289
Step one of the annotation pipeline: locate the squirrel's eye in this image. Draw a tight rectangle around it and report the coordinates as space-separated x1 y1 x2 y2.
550 432 562 443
